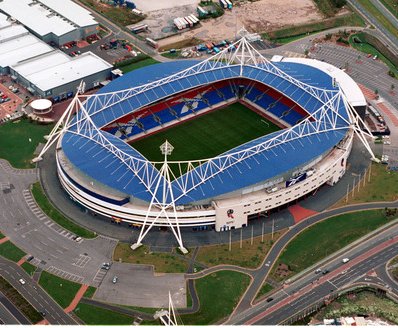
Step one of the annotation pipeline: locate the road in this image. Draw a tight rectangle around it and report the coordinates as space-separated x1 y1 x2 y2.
228 224 398 325
0 292 28 324
72 0 171 63
0 159 117 287
348 0 398 53
0 257 76 325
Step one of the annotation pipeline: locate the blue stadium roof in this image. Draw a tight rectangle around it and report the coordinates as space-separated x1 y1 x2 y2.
62 59 351 204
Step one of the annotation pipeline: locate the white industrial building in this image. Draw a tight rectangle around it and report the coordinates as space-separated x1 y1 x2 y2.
0 0 98 45
9 51 113 100
0 16 53 74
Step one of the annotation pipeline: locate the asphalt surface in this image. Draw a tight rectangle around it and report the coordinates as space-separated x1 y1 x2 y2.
348 0 398 54
0 291 29 324
228 224 398 325
0 257 76 325
262 30 398 108
0 158 117 287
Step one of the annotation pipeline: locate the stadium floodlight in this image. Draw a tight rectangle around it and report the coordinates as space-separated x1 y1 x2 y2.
160 140 174 156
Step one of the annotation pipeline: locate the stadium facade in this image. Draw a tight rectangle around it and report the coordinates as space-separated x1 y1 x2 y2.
36 34 375 251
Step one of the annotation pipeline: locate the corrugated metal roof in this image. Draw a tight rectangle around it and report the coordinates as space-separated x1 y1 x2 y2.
11 51 112 92
0 0 76 37
38 0 97 28
0 28 53 69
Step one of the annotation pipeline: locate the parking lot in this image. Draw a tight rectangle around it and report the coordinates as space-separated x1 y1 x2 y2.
0 82 23 121
93 262 186 308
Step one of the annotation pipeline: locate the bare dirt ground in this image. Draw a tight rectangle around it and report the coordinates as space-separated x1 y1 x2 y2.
154 0 323 48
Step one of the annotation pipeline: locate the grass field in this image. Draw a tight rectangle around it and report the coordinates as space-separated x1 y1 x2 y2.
31 182 96 239
74 302 134 325
0 277 43 324
0 119 53 168
39 271 81 308
0 240 26 262
132 102 280 163
270 209 395 281
181 271 250 325
21 262 37 276
196 230 285 268
119 58 159 74
333 163 398 207
113 243 189 273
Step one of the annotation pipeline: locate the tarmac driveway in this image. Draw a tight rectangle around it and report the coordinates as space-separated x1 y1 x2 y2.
94 262 186 308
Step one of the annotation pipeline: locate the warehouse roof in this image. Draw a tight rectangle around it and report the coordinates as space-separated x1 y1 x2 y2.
0 13 11 28
0 0 76 37
11 51 112 92
37 0 97 28
0 26 52 69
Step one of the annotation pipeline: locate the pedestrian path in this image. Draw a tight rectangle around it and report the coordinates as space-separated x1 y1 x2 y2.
288 204 319 224
64 284 88 313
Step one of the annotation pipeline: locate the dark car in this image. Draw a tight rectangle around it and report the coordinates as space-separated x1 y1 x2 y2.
266 297 274 302
322 269 329 275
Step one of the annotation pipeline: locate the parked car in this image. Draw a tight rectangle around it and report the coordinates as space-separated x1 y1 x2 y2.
19 278 26 285
112 276 118 284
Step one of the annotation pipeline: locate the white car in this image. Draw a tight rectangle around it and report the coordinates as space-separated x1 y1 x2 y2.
383 141 391 145
18 278 26 285
342 258 350 263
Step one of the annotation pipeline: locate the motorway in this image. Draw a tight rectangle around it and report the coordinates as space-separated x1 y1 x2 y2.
0 257 76 325
228 223 398 325
348 0 398 53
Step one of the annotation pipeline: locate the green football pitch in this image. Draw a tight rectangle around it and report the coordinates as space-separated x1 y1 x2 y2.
131 102 280 162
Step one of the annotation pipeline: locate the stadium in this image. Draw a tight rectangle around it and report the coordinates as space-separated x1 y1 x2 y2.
38 34 374 251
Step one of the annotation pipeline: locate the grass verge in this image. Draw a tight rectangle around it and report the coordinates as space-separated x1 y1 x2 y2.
31 182 96 239
38 271 81 308
0 277 43 323
74 302 134 325
270 209 395 281
333 163 398 207
379 0 398 19
349 33 398 78
117 57 159 74
113 243 189 273
255 283 274 302
83 286 96 299
0 118 53 168
265 12 365 42
196 230 285 268
356 0 398 40
21 262 37 276
180 271 250 325
0 241 26 262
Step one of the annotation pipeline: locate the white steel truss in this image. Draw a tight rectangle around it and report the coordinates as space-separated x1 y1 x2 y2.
35 33 378 250
154 292 179 326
